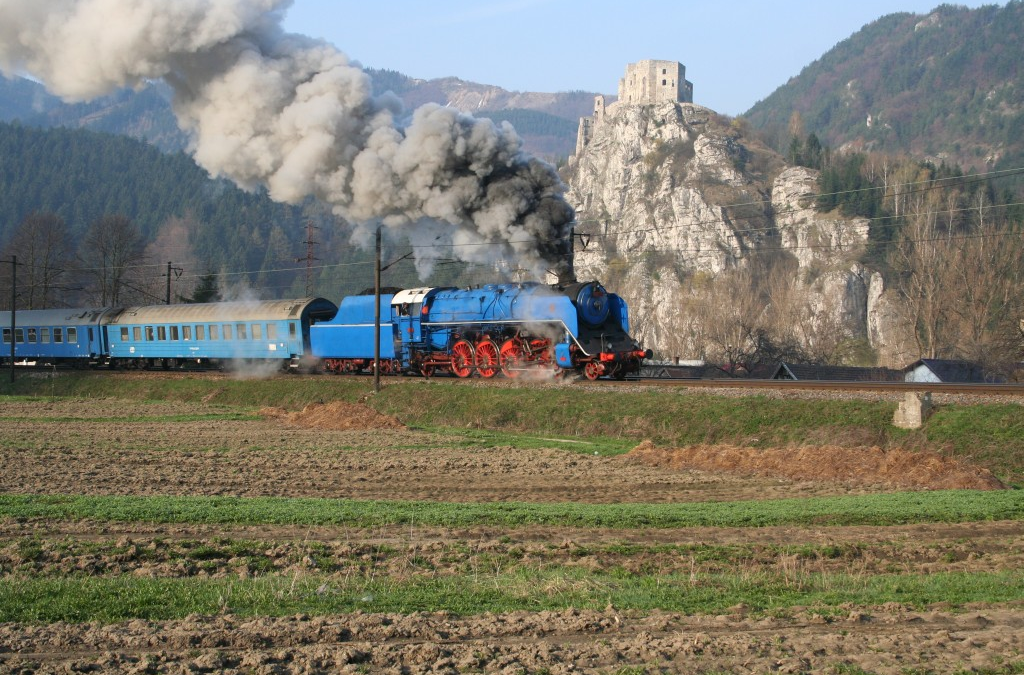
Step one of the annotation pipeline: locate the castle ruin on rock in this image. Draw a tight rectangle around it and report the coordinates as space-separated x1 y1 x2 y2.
576 60 694 156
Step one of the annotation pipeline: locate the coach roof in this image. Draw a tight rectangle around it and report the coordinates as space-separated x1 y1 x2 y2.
103 298 337 325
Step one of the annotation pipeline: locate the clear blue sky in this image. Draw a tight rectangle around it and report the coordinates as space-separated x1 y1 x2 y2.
282 0 1000 116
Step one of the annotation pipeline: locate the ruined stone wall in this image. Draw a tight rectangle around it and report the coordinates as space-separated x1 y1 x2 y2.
618 60 693 105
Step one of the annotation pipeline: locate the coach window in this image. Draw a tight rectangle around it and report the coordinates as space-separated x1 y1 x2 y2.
170 326 179 341
133 327 141 341
121 327 129 341
183 325 193 340
67 328 78 343
14 328 24 343
145 326 154 341
289 322 297 338
209 325 219 340
266 324 277 340
251 324 262 340
41 328 50 343
27 328 37 343
157 326 167 341
1 329 8 343
236 323 247 340
54 328 63 343
196 325 204 340
222 324 232 340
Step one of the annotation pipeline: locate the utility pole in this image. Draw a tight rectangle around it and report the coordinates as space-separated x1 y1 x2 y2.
372 227 380 395
164 262 182 304
4 256 15 383
296 219 319 296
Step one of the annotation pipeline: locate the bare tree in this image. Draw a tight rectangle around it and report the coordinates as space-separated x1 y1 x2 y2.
0 212 76 309
889 193 953 359
681 255 807 374
890 189 1024 376
79 215 149 306
948 219 1024 376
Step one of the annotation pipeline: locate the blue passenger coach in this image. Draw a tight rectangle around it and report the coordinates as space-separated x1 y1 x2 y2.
0 308 111 367
104 298 337 369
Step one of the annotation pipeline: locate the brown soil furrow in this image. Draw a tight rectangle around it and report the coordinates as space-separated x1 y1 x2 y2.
3 608 1024 674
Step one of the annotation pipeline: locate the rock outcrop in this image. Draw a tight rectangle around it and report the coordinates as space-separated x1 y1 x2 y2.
566 101 895 363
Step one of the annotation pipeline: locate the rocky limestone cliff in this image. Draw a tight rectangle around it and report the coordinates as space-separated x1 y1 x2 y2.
566 101 897 364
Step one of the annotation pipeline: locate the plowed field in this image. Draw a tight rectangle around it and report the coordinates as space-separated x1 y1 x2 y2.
1 396 1022 674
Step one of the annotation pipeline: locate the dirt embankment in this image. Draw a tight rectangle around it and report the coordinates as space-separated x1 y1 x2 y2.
259 400 405 431
626 440 1007 491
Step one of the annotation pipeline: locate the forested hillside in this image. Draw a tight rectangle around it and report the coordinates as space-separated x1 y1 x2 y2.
0 122 316 303
0 122 485 308
744 2 1024 172
0 122 304 247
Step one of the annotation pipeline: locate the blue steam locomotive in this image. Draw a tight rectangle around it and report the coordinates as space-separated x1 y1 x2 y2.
312 281 650 380
0 280 649 379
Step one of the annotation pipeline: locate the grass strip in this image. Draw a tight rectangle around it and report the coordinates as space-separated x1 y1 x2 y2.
1 490 1022 529
0 569 1020 623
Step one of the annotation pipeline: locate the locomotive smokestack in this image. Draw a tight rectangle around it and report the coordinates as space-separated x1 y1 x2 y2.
0 0 575 279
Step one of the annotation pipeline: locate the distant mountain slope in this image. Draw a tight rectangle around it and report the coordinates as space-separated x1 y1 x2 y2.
743 3 1024 171
366 69 599 159
0 79 187 152
0 70 600 161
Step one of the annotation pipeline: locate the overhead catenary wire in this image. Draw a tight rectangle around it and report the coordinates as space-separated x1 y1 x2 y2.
53 163 1024 295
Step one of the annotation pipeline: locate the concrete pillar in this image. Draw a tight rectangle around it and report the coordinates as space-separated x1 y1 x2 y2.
893 392 933 429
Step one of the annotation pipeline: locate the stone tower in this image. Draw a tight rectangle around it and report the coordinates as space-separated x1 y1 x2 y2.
618 60 693 105
574 60 693 156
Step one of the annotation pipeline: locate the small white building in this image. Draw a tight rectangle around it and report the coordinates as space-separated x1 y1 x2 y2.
903 359 987 383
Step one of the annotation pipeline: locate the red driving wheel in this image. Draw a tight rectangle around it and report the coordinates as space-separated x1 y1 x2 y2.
450 339 475 378
499 339 524 378
584 361 603 381
475 340 499 378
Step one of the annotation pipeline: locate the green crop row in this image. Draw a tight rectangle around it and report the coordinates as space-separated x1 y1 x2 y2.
1 568 1020 623
2 490 1021 529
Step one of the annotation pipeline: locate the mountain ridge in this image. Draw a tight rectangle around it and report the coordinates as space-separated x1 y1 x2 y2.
0 70 601 161
743 2 1024 172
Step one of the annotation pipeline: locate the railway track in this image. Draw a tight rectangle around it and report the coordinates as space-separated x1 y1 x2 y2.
622 375 1024 396
6 363 1024 397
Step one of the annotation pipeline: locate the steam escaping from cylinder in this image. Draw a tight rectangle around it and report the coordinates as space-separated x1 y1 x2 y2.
0 0 576 283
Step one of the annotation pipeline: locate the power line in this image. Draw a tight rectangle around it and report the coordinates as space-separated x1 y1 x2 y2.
41 163 1024 296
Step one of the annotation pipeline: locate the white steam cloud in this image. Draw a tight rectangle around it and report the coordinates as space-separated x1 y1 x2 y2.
0 0 575 280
